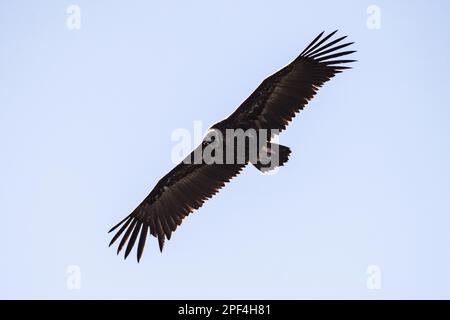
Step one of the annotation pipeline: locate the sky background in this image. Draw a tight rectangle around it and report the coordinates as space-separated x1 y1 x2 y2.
1 0 450 299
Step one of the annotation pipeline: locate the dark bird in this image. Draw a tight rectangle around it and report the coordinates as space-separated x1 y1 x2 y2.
109 30 356 261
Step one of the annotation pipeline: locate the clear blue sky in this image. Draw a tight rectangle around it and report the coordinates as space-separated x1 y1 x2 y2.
1 0 450 299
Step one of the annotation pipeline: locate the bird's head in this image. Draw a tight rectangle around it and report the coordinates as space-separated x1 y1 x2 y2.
209 120 227 132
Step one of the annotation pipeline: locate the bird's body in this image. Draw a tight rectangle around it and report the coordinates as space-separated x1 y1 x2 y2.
109 30 356 261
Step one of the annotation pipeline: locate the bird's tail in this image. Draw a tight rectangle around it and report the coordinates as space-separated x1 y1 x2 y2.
252 143 291 173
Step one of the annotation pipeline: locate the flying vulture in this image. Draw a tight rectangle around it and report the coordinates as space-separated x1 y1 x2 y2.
109 30 356 261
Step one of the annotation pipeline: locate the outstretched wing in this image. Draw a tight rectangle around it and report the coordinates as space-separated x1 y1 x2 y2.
109 154 245 261
227 30 356 132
